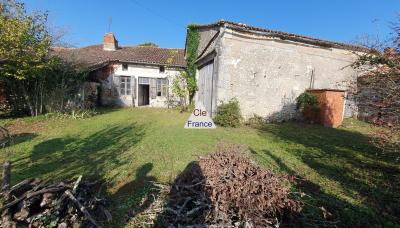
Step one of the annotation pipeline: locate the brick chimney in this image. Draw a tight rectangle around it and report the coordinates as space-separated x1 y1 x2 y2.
103 33 118 51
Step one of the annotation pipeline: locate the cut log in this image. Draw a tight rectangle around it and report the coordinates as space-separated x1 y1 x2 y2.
9 178 34 197
0 186 68 212
2 161 11 192
26 186 69 199
40 193 54 208
0 174 110 227
13 208 29 221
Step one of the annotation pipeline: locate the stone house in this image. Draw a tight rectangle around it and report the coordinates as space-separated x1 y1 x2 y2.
54 33 186 107
189 20 369 121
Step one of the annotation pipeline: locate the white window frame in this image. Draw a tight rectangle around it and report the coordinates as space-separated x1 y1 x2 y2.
156 78 168 97
119 76 131 95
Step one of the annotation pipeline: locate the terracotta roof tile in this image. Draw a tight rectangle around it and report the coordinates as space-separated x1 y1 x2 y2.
51 45 186 70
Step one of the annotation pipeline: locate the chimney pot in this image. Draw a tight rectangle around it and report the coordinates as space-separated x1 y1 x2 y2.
103 33 118 51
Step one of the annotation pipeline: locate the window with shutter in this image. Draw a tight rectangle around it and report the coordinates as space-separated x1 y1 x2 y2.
119 76 131 95
156 78 168 97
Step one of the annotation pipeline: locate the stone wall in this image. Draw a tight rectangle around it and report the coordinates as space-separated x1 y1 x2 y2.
215 29 359 121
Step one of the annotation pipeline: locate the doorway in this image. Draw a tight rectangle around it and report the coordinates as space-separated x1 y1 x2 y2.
138 84 149 106
198 60 214 114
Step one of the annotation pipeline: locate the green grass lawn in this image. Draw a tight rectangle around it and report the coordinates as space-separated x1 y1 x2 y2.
0 108 399 227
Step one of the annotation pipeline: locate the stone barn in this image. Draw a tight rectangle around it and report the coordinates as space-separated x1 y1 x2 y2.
189 20 368 121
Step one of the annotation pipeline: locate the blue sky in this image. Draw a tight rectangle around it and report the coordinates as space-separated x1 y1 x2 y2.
23 0 399 48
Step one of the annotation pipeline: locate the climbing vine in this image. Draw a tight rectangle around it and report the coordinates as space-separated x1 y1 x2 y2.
185 24 200 103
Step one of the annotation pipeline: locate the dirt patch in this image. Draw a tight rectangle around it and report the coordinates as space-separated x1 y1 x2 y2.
6 120 45 135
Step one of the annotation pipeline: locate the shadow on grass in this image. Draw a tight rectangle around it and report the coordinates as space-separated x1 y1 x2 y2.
154 161 209 227
12 123 145 182
256 122 400 227
110 162 210 227
110 163 159 227
1 133 37 150
12 133 37 145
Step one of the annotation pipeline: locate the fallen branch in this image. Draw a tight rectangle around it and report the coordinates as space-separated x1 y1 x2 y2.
0 175 110 227
65 190 101 227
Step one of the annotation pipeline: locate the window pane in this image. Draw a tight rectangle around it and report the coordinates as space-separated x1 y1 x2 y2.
161 85 166 97
121 88 125 95
139 77 149 84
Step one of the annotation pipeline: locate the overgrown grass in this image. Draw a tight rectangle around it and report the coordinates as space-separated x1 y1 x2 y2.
0 108 398 227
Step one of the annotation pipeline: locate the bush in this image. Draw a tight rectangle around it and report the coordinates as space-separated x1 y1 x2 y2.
245 114 266 129
296 92 320 112
214 98 242 127
45 109 98 120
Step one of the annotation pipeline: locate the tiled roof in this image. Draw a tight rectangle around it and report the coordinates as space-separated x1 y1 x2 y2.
51 45 186 70
192 20 370 52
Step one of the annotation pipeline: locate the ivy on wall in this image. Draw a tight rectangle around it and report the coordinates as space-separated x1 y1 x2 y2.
185 25 200 103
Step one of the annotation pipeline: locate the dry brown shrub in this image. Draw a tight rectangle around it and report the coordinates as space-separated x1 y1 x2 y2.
161 144 303 227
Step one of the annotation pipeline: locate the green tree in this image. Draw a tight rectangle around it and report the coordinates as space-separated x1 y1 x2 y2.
0 0 53 115
0 0 86 116
137 42 158 47
351 16 400 161
171 71 189 111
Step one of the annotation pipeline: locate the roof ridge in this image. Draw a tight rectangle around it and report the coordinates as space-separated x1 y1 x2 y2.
57 44 184 51
123 46 184 50
192 20 369 52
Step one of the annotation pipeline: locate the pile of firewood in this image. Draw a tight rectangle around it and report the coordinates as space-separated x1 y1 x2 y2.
160 144 304 227
0 175 111 228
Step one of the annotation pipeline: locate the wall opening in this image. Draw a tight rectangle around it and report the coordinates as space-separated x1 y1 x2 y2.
138 84 150 106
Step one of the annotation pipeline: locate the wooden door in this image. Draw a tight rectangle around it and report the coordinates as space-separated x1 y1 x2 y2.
198 61 214 114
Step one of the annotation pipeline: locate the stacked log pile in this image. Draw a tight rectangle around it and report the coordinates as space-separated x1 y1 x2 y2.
0 176 111 227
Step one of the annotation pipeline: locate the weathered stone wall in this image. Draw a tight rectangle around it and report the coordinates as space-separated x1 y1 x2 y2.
215 29 359 121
